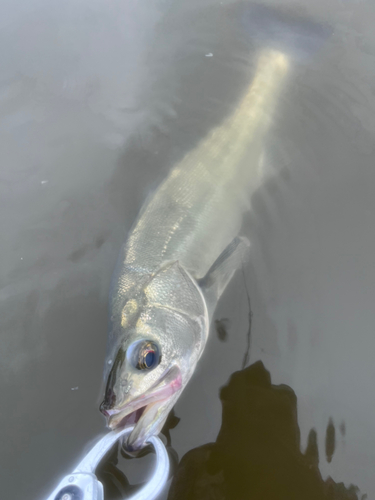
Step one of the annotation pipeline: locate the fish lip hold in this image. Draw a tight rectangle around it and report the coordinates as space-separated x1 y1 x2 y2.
105 365 182 432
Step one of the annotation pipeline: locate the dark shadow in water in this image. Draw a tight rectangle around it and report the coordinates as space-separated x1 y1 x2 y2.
215 318 230 342
340 421 346 438
95 442 133 500
167 361 366 500
95 361 365 500
325 417 336 464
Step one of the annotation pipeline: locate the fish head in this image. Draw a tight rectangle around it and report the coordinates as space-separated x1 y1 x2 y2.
100 264 208 450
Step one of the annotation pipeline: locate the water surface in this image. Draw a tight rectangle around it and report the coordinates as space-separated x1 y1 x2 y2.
1 1 375 498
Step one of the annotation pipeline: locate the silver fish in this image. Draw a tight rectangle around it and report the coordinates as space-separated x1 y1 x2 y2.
100 49 290 450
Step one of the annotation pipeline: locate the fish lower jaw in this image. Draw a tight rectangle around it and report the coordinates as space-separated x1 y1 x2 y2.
106 397 171 451
106 384 181 431
107 405 147 430
106 366 183 430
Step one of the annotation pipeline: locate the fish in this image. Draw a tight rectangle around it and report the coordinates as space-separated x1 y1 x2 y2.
99 6 330 450
99 47 290 450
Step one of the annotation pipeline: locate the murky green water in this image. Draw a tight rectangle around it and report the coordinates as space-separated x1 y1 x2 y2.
1 1 375 499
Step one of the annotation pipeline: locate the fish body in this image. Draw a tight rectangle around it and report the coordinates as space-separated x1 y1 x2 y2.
100 49 290 449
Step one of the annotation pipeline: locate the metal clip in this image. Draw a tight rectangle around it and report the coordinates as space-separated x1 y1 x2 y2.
45 426 169 500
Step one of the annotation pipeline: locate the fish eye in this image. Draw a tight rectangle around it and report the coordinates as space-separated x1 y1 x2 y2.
135 341 160 370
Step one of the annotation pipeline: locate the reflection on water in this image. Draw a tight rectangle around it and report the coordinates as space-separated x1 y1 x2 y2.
326 417 336 464
2 0 375 498
168 361 365 500
215 318 230 342
97 360 366 499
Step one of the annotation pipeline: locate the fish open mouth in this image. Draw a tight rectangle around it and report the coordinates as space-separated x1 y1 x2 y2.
104 402 152 430
117 406 147 428
100 365 182 448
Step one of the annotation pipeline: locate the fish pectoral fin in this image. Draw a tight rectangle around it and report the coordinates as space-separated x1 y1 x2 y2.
198 236 250 314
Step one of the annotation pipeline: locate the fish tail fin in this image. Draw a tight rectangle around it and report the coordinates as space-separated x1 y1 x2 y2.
238 3 332 62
